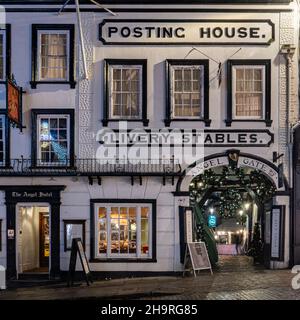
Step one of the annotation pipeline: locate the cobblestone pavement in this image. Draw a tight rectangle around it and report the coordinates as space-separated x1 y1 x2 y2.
0 256 299 300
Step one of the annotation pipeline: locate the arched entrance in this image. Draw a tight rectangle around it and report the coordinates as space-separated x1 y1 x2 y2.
176 150 288 270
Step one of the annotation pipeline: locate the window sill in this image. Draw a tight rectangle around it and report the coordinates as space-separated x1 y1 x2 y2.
225 119 272 127
102 118 149 126
30 80 76 89
164 118 211 127
90 258 157 263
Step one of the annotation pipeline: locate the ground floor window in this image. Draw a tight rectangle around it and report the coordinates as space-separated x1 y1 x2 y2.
94 203 153 259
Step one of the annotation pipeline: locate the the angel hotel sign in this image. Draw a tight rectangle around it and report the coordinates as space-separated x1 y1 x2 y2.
99 19 275 45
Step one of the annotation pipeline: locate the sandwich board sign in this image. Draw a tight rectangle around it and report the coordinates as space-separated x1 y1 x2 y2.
67 238 93 286
183 242 213 277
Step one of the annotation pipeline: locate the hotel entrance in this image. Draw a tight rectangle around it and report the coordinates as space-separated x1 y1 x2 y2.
1 185 65 280
17 205 50 275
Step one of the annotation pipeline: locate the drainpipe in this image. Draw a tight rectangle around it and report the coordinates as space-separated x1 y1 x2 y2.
280 45 296 188
280 44 296 269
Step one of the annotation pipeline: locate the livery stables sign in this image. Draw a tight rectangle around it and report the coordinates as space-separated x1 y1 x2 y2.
101 129 274 147
99 19 275 45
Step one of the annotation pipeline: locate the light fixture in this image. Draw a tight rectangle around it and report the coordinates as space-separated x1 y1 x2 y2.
239 210 243 216
197 181 204 188
209 207 214 214
244 203 250 210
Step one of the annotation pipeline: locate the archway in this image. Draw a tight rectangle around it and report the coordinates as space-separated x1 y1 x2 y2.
177 150 286 270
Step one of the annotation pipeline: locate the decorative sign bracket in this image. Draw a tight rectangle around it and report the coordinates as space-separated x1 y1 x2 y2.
6 75 26 132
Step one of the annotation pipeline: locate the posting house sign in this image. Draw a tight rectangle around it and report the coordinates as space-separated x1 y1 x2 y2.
99 19 275 45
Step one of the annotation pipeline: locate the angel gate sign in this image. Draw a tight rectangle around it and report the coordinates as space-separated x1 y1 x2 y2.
185 151 283 189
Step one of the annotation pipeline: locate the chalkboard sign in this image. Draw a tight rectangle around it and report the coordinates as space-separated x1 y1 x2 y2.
183 242 213 277
67 238 93 286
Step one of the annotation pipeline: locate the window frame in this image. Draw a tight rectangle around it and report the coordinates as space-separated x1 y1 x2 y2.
165 59 210 127
0 114 7 167
30 24 76 89
232 64 266 120
37 114 71 166
0 29 6 82
90 199 157 263
63 219 86 252
0 25 11 168
103 59 148 126
31 109 75 168
0 24 11 82
37 29 70 82
226 59 271 127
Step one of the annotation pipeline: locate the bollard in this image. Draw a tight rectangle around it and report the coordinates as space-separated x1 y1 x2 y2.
0 265 6 290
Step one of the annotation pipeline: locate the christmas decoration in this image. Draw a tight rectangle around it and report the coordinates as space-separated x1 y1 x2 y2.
218 189 243 218
190 166 276 220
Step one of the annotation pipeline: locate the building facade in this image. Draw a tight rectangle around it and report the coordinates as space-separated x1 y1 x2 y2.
0 0 298 280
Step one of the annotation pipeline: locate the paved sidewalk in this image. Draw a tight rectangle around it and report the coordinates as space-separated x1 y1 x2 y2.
0 256 299 300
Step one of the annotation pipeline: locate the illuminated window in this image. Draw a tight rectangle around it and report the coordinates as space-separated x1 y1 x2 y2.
95 204 152 259
233 65 265 119
37 115 70 165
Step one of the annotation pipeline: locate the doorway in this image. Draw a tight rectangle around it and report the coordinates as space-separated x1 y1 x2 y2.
17 205 50 274
189 165 276 269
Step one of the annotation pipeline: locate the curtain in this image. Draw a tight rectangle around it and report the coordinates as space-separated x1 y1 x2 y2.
40 33 67 80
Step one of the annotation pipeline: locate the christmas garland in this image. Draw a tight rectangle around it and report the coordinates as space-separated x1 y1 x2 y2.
190 167 276 219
